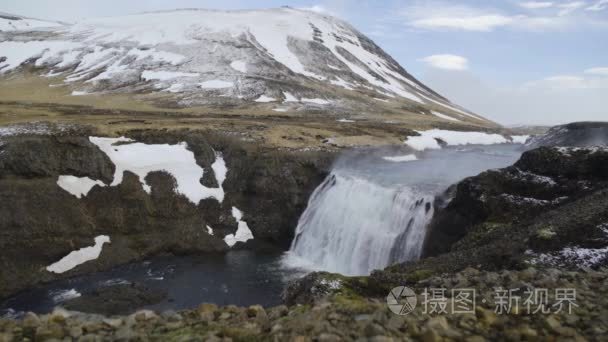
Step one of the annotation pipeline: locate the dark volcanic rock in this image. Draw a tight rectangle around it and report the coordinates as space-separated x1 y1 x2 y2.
526 121 608 148
422 146 608 258
62 283 167 316
0 129 333 299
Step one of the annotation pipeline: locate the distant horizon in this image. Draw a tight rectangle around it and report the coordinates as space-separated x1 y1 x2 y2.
3 0 607 126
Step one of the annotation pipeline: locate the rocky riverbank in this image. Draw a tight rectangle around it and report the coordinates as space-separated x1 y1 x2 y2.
1 266 606 341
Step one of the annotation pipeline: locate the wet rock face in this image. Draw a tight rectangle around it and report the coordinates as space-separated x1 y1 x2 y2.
422 146 608 259
526 121 608 148
0 129 333 299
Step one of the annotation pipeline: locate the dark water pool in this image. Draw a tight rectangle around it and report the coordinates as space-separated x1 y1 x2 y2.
0 251 297 318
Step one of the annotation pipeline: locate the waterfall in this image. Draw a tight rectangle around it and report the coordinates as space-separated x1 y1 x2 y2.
287 173 434 276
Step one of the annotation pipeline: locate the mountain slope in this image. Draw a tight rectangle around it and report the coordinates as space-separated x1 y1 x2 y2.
0 12 63 31
0 8 492 126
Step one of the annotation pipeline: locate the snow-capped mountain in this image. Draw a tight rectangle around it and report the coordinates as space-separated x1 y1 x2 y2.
0 8 489 124
0 12 63 31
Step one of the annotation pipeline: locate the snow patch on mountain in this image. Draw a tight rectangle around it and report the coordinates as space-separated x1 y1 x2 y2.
0 8 488 122
431 111 460 122
230 60 247 73
0 13 62 32
283 92 299 102
255 95 277 103
302 98 331 105
142 70 200 81
199 80 234 89
406 130 509 151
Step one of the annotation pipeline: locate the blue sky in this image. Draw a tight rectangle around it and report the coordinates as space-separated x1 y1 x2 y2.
3 0 607 125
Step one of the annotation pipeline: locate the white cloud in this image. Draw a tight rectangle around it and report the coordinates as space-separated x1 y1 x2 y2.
527 75 590 89
520 2 555 9
300 5 329 14
585 67 608 75
420 54 469 70
401 1 606 32
411 14 514 31
514 15 571 30
422 69 608 125
587 0 608 11
401 2 516 31
557 1 586 16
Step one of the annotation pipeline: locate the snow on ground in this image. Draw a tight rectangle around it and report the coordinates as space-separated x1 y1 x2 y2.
199 80 234 89
57 175 106 199
165 83 184 93
211 151 228 187
46 236 111 274
71 91 90 96
206 225 214 236
0 16 62 31
383 154 418 162
531 245 608 268
405 129 509 151
431 111 460 122
511 135 530 144
254 95 276 103
141 70 199 81
224 207 254 247
337 119 355 123
0 41 82 72
273 107 288 112
230 60 247 73
302 98 331 105
511 168 557 186
282 92 299 102
87 137 226 203
330 77 355 90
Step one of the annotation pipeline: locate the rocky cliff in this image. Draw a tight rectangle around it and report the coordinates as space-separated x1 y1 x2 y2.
0 125 333 299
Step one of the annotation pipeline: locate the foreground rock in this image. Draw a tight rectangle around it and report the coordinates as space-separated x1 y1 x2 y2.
0 125 333 299
1 267 606 341
422 146 608 262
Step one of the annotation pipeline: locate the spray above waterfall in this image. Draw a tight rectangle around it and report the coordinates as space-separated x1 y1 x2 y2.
285 144 525 276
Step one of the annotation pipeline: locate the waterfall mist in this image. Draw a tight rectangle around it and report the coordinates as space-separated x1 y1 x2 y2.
284 144 524 276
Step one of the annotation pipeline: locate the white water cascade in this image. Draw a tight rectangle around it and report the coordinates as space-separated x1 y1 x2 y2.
288 173 434 276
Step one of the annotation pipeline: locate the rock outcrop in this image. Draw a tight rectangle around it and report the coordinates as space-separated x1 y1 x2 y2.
0 127 333 299
525 121 608 148
422 146 608 258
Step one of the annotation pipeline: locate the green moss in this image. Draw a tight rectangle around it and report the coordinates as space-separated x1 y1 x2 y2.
406 269 434 283
333 292 376 314
217 327 264 342
536 227 557 240
152 326 211 341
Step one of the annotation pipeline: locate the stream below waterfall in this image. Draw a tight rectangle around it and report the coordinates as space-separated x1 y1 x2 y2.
1 144 524 316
